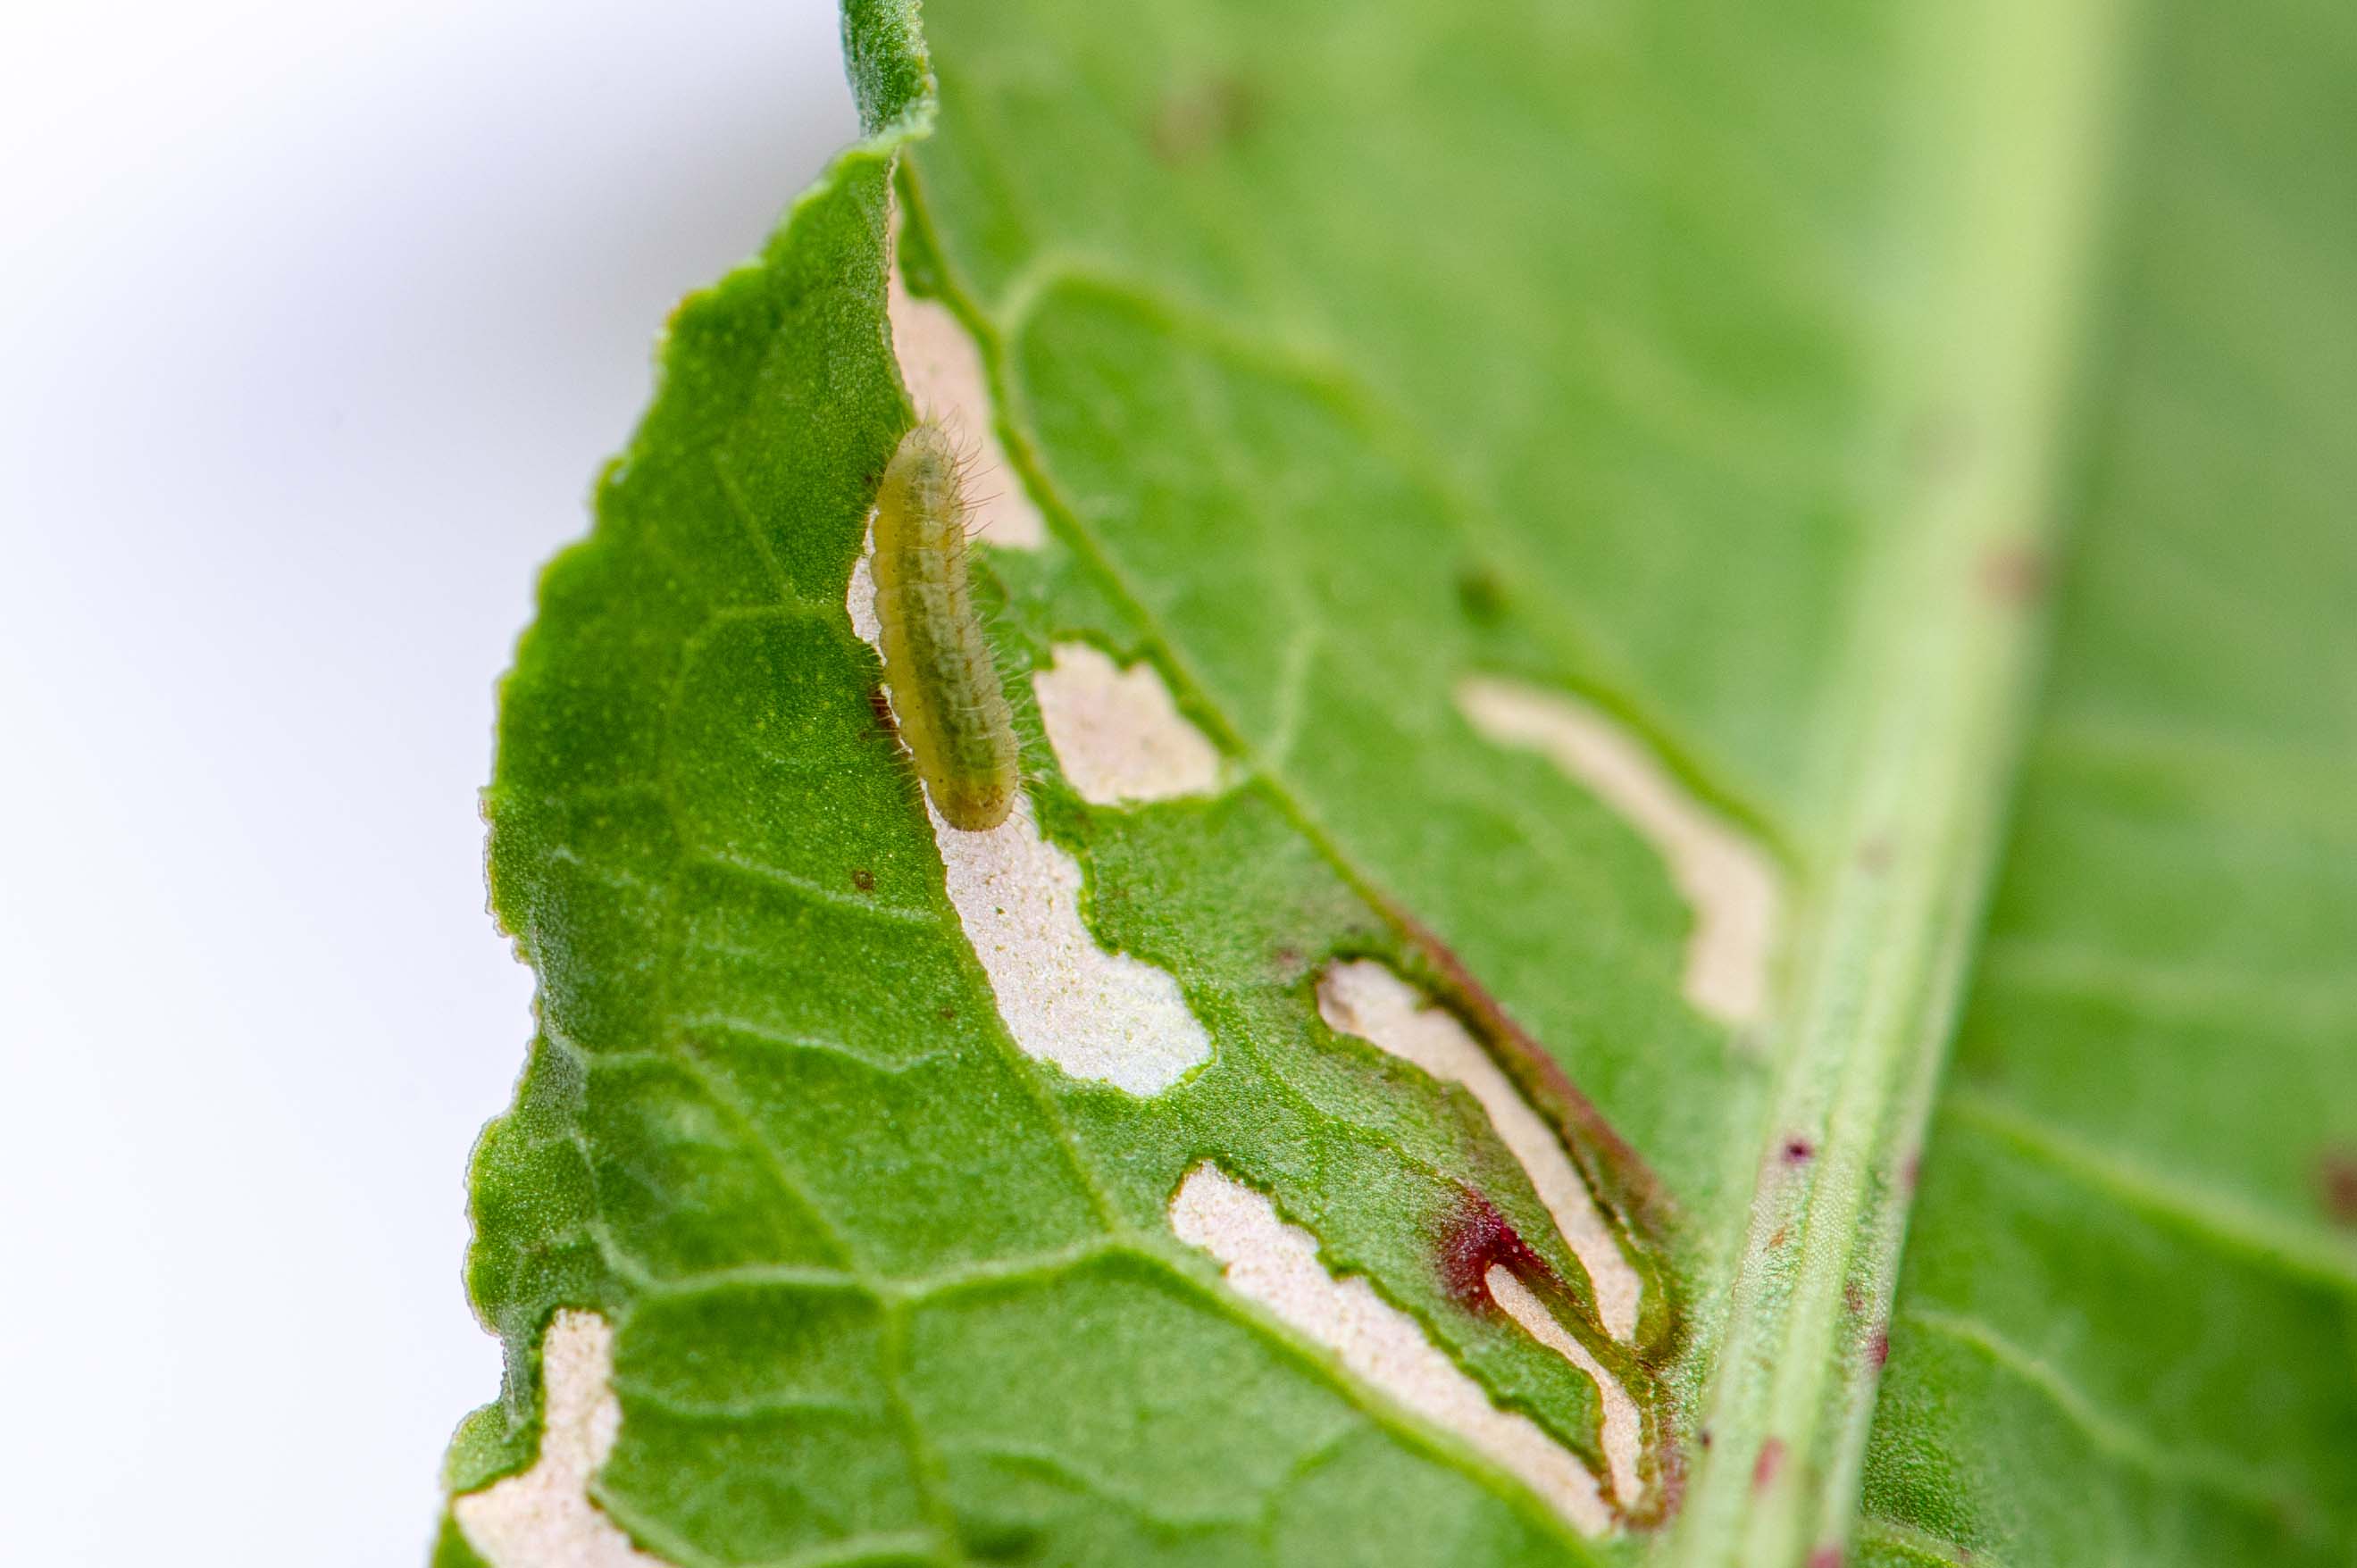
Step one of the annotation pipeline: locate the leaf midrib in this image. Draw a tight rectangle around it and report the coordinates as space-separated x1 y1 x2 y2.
1671 0 2139 1559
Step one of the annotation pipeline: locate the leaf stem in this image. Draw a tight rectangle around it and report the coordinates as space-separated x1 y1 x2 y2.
1663 0 2131 1562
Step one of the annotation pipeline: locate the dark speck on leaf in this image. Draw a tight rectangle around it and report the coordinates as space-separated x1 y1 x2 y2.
2317 1147 2357 1227
1456 565 1509 625
850 867 875 892
1977 542 2047 605
1150 74 1264 162
1783 1137 1814 1164
1908 407 1971 481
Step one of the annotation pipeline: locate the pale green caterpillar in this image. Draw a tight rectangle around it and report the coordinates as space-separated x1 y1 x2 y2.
870 420 1020 831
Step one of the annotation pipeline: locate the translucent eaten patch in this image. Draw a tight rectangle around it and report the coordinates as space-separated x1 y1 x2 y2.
1457 677 1780 1028
848 550 1211 1095
1032 641 1222 805
1317 958 1642 1342
1168 1163 1615 1534
886 203 1044 549
454 1312 673 1568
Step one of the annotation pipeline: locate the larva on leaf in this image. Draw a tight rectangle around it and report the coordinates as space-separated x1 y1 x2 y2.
869 419 1020 831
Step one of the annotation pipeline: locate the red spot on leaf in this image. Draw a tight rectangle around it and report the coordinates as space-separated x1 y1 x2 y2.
2318 1148 2357 1227
1901 1153 1922 1191
1437 1188 1553 1308
1752 1438 1786 1491
1768 1225 1790 1250
1808 1550 1843 1568
1977 542 2047 605
1783 1137 1815 1164
1869 1330 1891 1370
1640 1434 1691 1530
1908 407 1972 482
1149 74 1264 163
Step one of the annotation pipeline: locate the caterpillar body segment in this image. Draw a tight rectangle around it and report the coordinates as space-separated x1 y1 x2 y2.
869 421 1020 831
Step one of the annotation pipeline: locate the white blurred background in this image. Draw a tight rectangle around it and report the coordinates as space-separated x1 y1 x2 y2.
0 2 857 1558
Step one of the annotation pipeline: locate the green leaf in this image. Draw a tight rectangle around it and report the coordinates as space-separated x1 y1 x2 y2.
438 1 2357 1565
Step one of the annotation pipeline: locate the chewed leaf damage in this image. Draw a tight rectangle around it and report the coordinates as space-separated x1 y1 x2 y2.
1457 677 1781 1030
1319 959 1644 1341
886 207 1045 549
454 1314 673 1568
847 549 1213 1095
1168 1163 1617 1533
1032 641 1223 805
